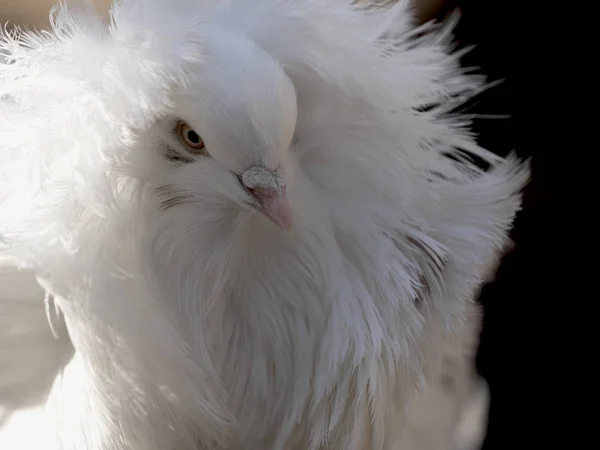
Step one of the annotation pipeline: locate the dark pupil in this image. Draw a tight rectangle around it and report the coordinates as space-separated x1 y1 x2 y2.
186 129 200 144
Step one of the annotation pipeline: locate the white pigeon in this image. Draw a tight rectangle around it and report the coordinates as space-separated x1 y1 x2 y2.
0 0 528 449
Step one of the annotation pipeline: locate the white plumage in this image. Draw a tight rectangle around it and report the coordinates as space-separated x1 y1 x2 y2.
0 1 528 449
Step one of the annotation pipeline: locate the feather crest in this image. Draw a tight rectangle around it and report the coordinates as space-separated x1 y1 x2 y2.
0 1 528 449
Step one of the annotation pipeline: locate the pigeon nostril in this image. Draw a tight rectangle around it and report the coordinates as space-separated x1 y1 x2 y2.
241 165 285 194
234 172 269 203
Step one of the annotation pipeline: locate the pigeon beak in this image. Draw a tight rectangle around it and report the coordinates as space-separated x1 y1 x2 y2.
250 186 293 233
240 166 293 233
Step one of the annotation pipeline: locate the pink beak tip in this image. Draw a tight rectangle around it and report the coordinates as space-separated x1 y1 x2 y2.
250 188 294 234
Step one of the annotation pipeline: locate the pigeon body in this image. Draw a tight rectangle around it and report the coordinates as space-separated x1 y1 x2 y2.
0 1 528 449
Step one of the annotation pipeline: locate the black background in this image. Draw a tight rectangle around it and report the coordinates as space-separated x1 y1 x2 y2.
441 1 552 448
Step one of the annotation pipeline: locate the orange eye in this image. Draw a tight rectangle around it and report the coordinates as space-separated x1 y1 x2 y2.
177 121 206 154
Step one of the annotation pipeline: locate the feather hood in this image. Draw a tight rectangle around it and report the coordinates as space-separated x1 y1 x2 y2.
0 1 528 449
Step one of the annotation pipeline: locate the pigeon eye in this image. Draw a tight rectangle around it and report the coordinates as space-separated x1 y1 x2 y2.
176 121 207 154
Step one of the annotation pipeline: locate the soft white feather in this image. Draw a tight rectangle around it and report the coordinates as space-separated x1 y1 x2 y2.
0 0 528 449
